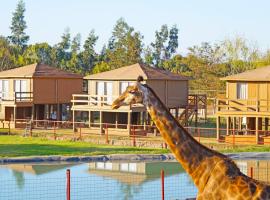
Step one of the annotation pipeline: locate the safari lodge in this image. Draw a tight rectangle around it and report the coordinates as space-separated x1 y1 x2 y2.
216 65 270 144
0 63 83 128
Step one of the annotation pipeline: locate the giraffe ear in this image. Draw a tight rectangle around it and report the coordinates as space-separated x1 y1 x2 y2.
137 76 144 83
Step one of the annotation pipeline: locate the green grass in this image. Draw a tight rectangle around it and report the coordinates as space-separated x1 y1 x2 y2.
1 135 270 158
0 135 169 157
220 145 270 153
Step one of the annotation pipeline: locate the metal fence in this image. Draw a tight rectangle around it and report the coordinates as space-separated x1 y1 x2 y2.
0 165 269 200
1 119 270 147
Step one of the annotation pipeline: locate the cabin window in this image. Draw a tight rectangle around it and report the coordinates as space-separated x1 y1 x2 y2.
237 83 248 99
14 80 27 100
82 80 88 93
96 81 113 104
0 80 9 100
119 82 134 94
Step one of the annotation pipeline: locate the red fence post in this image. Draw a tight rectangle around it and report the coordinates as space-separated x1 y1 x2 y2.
249 167 253 179
133 125 136 147
66 169 70 200
105 123 109 144
161 169 165 200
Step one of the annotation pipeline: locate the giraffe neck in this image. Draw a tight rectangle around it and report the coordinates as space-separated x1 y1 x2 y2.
139 84 226 189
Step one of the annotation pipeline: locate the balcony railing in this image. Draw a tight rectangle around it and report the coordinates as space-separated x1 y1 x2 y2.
71 94 144 109
0 92 33 103
216 98 270 113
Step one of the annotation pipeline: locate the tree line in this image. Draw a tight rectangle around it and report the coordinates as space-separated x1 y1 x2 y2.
1 0 270 91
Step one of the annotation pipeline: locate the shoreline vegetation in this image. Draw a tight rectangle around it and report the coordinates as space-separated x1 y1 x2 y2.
1 135 270 158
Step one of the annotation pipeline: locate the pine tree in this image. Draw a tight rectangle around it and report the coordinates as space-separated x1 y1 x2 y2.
149 25 179 68
107 18 143 69
81 30 98 73
8 0 29 50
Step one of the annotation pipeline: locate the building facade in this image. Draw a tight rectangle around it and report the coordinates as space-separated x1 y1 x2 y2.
216 65 270 144
71 63 190 134
0 63 83 127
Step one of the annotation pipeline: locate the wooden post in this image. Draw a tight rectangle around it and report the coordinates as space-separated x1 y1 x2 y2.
226 117 230 136
115 112 118 129
56 103 61 121
31 105 35 121
72 110 75 131
127 112 131 135
100 111 103 135
238 117 242 131
13 106 16 128
232 117 236 133
265 118 269 131
88 110 91 128
216 116 220 142
256 117 259 144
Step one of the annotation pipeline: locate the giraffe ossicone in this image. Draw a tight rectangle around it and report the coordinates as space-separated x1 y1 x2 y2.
112 76 270 200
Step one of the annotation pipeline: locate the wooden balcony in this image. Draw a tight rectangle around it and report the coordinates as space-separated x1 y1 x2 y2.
0 92 33 106
216 98 270 116
71 94 145 112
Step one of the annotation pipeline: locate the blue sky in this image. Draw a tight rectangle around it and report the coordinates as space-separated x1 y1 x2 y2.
1 0 270 54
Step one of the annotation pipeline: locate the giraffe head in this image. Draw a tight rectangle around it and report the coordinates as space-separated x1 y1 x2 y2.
112 76 147 109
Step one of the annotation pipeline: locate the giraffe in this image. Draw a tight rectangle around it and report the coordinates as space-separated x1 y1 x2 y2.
111 76 270 200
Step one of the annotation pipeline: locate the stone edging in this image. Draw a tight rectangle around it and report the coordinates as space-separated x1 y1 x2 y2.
0 154 176 164
1 152 270 164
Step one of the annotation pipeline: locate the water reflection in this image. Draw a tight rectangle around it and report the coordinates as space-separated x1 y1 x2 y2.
0 159 269 200
12 170 25 189
88 161 184 185
88 161 186 200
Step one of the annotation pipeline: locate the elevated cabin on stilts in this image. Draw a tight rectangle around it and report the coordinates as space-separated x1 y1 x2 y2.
216 65 270 144
71 63 195 135
0 63 83 128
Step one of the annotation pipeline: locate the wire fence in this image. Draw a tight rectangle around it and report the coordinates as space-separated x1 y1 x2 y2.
2 119 270 147
1 165 270 200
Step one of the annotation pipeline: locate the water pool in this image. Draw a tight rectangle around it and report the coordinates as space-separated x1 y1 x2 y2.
0 159 269 200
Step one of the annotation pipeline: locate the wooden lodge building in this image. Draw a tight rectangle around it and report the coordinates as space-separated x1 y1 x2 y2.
0 63 83 128
71 63 193 134
216 65 270 144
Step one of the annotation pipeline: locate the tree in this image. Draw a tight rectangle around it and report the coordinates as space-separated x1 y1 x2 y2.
22 43 52 65
106 18 143 69
149 24 179 68
166 25 179 59
8 0 29 50
92 61 110 74
0 36 16 71
219 36 260 75
52 28 71 69
81 30 98 73
163 54 190 73
66 33 82 73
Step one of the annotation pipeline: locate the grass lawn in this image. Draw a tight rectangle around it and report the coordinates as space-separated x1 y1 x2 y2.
1 135 270 158
0 135 169 157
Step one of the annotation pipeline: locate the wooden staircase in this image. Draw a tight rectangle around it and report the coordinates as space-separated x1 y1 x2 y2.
178 94 207 126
